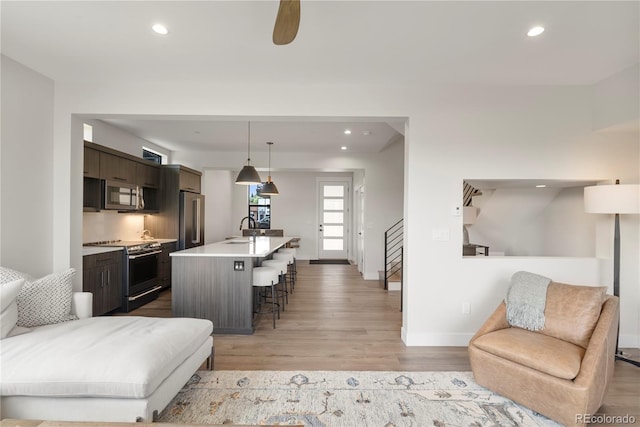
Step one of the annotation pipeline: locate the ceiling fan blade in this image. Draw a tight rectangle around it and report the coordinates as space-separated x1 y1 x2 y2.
273 0 300 45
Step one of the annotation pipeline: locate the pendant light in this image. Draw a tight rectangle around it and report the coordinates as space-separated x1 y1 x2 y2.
260 141 280 195
235 121 262 185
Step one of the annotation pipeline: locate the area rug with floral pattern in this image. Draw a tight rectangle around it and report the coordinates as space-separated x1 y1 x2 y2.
158 370 560 426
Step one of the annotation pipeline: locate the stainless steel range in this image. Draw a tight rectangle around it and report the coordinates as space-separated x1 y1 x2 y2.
88 240 163 312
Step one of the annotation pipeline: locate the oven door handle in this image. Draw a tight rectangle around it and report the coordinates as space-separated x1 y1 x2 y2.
128 285 163 301
128 250 162 260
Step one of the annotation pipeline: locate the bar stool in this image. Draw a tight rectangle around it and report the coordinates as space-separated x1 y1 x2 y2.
277 248 297 284
252 266 280 328
261 259 289 308
273 252 295 291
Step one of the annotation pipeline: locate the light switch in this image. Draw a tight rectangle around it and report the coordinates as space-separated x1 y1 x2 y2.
233 261 244 271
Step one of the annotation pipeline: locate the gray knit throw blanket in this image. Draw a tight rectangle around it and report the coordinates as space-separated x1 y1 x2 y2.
505 271 551 331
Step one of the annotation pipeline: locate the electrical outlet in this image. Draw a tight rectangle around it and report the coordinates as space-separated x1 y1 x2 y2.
453 206 462 216
233 261 244 271
462 302 470 315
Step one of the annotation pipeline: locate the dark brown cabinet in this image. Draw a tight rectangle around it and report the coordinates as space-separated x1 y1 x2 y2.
83 250 123 316
137 162 160 189
99 151 137 184
158 241 176 289
179 169 201 193
84 147 100 178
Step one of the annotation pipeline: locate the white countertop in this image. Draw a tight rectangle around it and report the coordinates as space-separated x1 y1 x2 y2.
170 236 295 258
82 246 124 256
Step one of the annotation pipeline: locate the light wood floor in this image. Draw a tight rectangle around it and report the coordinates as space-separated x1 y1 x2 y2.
128 261 640 421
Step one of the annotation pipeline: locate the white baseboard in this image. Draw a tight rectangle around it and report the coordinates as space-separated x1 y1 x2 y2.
363 272 378 280
619 333 640 349
387 281 401 291
403 332 473 347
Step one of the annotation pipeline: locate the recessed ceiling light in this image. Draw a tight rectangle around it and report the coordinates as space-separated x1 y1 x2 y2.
362 130 372 136
152 23 169 35
344 129 351 135
341 146 348 150
527 26 544 37
536 184 547 188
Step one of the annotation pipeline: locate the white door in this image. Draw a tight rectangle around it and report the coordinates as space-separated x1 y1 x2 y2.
318 181 350 259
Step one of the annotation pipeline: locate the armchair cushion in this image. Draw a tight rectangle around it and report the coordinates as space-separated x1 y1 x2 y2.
473 327 585 380
540 282 606 349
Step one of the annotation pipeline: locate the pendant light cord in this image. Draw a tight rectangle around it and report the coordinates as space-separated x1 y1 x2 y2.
247 122 252 164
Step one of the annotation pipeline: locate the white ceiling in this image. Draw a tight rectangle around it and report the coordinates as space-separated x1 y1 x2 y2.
2 1 638 153
98 117 404 153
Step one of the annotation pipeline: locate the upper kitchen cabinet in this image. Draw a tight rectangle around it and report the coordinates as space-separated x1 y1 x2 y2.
179 168 202 193
83 147 100 178
136 162 160 189
99 151 137 184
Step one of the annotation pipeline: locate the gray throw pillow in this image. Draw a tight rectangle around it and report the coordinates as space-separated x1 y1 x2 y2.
15 268 78 328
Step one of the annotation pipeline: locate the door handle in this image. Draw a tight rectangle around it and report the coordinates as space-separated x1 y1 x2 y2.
192 198 201 244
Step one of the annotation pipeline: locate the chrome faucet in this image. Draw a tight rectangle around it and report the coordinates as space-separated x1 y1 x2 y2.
239 216 256 230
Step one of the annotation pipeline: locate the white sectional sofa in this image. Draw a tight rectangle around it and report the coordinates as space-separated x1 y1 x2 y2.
1 275 214 422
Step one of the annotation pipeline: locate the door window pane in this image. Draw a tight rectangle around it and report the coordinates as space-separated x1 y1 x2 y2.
323 212 343 223
323 225 343 237
324 185 344 197
324 199 344 211
323 239 344 250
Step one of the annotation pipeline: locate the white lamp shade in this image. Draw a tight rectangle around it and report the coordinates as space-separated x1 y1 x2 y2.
463 206 478 224
584 184 640 214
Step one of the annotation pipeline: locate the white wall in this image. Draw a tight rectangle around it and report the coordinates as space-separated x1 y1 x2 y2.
3 56 637 347
84 119 171 160
403 85 639 347
0 56 55 277
469 186 597 256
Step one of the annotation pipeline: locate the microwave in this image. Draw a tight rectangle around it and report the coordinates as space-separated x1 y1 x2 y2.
103 181 144 211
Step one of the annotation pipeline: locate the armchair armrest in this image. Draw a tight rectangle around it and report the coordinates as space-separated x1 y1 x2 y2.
574 296 619 390
469 301 510 344
71 292 93 318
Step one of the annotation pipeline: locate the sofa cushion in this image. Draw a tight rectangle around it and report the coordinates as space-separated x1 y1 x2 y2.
1 279 25 339
16 268 78 328
0 316 213 398
541 282 606 349
0 266 34 283
473 327 585 380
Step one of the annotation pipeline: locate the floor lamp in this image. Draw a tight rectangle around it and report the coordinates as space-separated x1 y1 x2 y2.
584 179 640 367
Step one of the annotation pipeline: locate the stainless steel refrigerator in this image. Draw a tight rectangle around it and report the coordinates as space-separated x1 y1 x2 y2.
179 191 205 250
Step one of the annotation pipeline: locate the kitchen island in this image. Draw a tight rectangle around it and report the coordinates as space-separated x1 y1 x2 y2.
170 236 295 334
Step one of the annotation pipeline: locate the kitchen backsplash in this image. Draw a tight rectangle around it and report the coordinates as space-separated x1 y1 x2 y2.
83 212 145 243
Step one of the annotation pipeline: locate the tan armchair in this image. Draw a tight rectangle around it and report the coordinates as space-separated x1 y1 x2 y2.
469 281 619 427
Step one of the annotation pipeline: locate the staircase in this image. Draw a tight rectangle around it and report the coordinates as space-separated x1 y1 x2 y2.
383 219 403 293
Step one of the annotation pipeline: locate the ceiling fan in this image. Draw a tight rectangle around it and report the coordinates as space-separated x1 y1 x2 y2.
273 0 300 45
